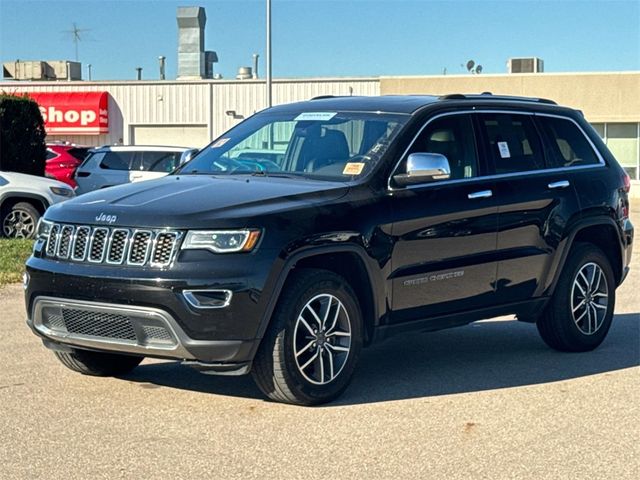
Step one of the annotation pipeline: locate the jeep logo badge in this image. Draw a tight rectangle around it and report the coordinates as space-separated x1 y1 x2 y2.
95 213 117 224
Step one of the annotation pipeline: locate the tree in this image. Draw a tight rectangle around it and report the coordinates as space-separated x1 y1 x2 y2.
0 93 47 176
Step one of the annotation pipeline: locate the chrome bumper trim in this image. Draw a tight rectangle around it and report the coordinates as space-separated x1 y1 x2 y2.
32 296 196 360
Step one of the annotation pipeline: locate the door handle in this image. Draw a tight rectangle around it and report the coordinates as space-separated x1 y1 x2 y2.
548 180 570 189
468 190 493 200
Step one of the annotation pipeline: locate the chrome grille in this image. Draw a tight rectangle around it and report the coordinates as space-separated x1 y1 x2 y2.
57 225 74 258
45 223 181 268
46 224 60 256
71 227 90 261
151 232 179 267
107 229 130 264
128 231 152 265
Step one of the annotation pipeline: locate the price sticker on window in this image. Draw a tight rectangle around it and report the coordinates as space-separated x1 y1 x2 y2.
498 141 511 158
343 162 365 175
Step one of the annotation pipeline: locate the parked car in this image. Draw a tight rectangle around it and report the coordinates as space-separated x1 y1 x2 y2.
0 171 74 238
74 145 194 194
25 94 633 405
45 143 90 188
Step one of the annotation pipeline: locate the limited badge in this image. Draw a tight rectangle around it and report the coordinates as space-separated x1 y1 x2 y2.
343 162 365 175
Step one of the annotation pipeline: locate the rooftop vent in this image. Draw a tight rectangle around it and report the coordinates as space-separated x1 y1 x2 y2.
508 57 544 74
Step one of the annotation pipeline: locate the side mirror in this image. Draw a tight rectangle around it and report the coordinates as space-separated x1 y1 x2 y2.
180 148 199 165
393 153 451 187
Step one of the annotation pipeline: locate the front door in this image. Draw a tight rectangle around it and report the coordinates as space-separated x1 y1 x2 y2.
389 113 499 323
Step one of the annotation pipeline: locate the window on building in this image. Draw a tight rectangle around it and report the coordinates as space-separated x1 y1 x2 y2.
606 123 639 180
478 113 545 174
591 123 605 139
537 116 600 168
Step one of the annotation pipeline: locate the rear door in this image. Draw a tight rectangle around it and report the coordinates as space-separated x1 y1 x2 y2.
476 111 581 303
132 151 182 182
389 113 499 323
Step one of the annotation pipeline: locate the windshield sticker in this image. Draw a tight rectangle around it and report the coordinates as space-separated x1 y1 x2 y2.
497 141 511 158
211 138 230 148
294 112 337 122
343 162 365 175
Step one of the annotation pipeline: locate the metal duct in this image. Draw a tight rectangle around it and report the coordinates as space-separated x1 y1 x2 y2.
177 6 206 79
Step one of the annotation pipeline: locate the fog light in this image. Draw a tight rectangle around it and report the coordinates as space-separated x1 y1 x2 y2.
22 272 30 290
183 290 232 309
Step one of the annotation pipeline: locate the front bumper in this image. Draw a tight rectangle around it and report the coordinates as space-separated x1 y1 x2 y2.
28 296 254 367
25 246 282 367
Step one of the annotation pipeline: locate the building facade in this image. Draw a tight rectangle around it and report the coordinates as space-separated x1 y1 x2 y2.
2 71 638 181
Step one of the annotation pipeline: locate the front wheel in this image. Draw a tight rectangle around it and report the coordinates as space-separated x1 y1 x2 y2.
537 243 615 352
252 269 363 405
54 349 143 376
1 202 40 238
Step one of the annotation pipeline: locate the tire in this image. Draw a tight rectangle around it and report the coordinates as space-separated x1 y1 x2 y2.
252 269 363 405
537 243 616 352
1 201 40 239
54 349 143 376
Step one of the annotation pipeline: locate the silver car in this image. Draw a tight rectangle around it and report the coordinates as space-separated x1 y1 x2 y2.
74 145 196 195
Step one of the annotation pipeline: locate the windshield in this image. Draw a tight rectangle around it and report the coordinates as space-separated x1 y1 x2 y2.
177 111 408 181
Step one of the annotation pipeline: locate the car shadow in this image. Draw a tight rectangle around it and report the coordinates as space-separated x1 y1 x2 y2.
123 313 640 406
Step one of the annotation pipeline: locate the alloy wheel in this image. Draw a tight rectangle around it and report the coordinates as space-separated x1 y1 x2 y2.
293 293 352 385
2 210 36 238
571 262 609 335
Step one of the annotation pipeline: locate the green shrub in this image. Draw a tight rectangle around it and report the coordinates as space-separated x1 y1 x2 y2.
0 94 47 176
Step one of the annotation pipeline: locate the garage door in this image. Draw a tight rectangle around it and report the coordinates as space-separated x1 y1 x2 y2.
131 125 210 148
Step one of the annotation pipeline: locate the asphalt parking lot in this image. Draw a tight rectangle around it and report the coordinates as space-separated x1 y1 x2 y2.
1 210 638 479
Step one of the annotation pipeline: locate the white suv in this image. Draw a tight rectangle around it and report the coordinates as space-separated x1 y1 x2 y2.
0 171 74 238
74 145 196 195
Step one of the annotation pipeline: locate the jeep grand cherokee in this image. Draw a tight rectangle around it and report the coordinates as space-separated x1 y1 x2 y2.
25 94 634 405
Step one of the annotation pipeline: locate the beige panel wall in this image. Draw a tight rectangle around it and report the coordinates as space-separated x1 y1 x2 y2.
381 72 640 123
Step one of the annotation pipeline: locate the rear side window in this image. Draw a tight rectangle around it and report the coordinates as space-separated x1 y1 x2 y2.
536 116 601 168
67 147 90 161
100 151 137 171
46 150 57 160
141 151 182 172
478 113 545 174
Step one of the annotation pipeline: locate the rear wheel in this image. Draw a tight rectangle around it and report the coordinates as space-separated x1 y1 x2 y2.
54 349 143 376
1 202 40 238
537 243 615 352
252 269 363 405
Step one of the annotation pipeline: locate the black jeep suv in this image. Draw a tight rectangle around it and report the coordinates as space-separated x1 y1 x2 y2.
25 94 634 405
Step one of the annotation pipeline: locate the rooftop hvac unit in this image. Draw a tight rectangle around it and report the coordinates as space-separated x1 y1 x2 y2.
508 57 544 74
2 60 81 80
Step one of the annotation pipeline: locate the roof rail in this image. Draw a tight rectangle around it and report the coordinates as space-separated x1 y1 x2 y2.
310 95 336 100
439 93 557 105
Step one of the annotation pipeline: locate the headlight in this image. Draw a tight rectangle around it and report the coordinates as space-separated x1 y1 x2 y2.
36 218 53 239
182 229 261 253
50 186 74 197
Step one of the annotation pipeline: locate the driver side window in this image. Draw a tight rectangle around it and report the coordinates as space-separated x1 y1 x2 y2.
408 114 479 180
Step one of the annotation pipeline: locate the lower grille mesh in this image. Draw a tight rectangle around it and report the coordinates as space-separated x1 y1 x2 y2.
61 308 137 341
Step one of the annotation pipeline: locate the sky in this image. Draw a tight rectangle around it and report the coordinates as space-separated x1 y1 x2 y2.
0 0 638 81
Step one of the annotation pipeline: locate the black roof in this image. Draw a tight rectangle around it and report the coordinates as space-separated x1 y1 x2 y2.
267 93 564 115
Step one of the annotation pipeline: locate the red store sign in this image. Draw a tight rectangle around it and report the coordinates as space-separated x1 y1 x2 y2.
27 92 109 135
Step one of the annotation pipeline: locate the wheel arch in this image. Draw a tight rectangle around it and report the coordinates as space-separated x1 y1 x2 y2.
0 192 49 216
549 217 625 293
254 245 385 350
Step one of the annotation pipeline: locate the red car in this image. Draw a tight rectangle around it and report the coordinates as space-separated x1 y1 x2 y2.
45 144 90 188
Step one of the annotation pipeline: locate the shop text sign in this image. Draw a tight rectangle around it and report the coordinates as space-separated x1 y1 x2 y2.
27 92 109 135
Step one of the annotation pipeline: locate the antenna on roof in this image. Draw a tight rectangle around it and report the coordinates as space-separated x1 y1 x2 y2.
62 22 91 61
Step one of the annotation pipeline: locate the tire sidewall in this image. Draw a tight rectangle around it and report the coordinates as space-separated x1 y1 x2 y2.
556 246 616 349
278 275 363 404
1 202 40 239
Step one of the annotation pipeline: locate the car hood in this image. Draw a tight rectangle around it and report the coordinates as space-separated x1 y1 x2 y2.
45 174 351 228
0 171 70 189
